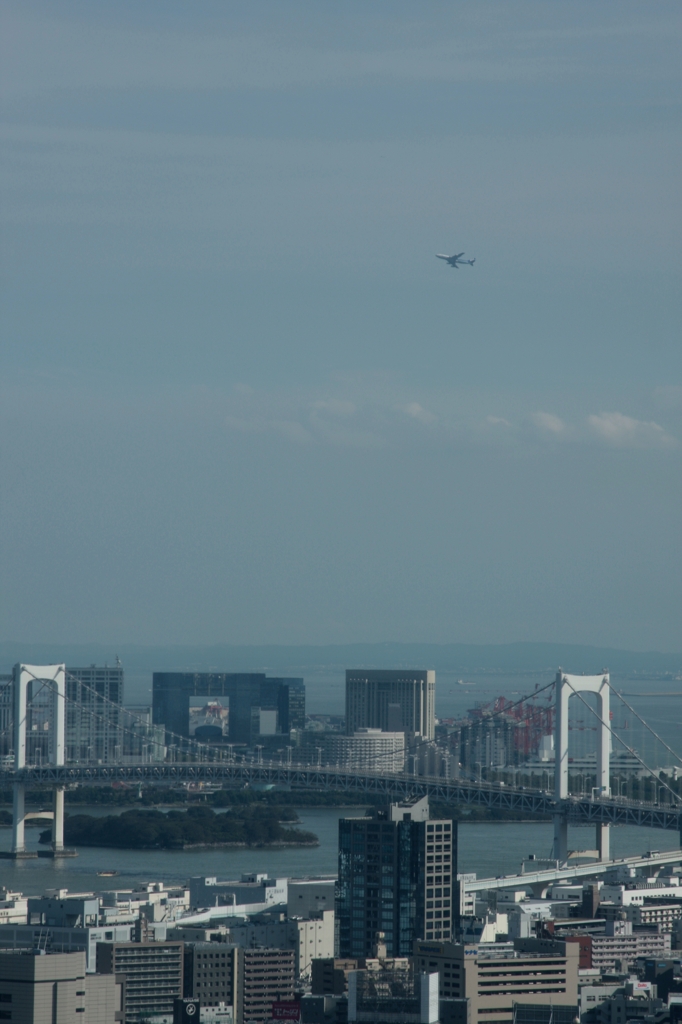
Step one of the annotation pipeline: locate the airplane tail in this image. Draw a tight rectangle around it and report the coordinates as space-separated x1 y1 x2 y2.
470 258 476 265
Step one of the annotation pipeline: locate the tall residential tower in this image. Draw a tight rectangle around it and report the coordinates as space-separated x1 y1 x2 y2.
337 796 456 958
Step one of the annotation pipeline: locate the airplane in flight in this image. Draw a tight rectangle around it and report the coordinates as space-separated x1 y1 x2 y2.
436 252 476 269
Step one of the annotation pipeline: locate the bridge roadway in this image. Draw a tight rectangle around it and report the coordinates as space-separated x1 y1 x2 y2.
464 848 682 896
2 761 681 834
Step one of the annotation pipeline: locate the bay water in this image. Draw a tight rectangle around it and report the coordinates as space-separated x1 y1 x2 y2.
0 806 678 898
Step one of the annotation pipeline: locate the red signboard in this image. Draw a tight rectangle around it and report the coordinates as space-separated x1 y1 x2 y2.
271 1002 301 1021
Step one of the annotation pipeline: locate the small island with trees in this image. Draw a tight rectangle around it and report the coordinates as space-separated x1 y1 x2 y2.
39 805 319 851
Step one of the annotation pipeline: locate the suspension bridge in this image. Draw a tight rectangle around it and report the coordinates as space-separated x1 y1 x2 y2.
1 664 681 861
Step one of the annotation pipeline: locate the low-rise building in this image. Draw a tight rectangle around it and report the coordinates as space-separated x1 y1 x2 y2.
595 978 666 1024
627 902 682 932
28 894 100 927
578 982 621 1022
0 949 123 1024
174 998 233 1023
287 879 336 919
0 922 133 971
189 875 288 914
312 959 363 996
173 908 333 978
301 992 348 1024
511 1006 578 1024
100 883 190 923
600 884 682 907
348 967 439 1024
565 920 671 971
0 889 28 925
294 912 335 978
414 940 580 1024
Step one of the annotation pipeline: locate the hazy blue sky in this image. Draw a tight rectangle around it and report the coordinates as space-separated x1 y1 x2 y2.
1 2 680 651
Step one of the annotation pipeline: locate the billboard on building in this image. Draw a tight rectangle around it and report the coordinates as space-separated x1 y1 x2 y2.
271 1001 301 1021
188 697 229 739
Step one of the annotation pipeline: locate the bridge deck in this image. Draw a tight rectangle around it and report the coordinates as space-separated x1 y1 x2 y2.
2 762 680 832
467 848 682 892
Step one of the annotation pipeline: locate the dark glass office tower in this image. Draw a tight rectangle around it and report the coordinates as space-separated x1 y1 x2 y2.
337 796 456 958
274 678 305 732
152 672 305 745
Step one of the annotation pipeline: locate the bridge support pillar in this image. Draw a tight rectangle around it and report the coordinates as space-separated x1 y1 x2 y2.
11 783 28 856
553 814 568 864
52 787 65 853
596 823 610 861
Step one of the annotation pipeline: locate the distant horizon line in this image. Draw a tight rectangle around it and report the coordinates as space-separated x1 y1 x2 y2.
1 638 680 653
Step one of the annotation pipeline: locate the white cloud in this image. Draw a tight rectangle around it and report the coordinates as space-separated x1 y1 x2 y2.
532 411 567 435
587 412 677 449
486 415 511 427
404 402 436 425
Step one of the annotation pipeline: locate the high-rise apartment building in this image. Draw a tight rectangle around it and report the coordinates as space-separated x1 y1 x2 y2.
96 940 183 1023
235 947 296 1024
152 673 305 745
345 671 435 741
337 797 456 958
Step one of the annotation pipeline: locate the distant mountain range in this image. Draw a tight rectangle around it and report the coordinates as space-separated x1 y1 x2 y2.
1 640 679 677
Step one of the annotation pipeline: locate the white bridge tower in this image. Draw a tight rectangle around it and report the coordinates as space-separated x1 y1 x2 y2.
12 664 66 857
554 670 610 863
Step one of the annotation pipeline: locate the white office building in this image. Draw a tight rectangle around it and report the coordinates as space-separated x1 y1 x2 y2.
322 729 405 772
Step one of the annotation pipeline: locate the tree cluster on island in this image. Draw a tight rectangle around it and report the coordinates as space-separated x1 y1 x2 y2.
39 804 319 850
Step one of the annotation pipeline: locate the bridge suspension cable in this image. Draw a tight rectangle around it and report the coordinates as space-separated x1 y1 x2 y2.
609 683 682 768
563 678 681 805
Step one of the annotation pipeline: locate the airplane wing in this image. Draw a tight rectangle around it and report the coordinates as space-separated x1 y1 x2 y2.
454 252 465 259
